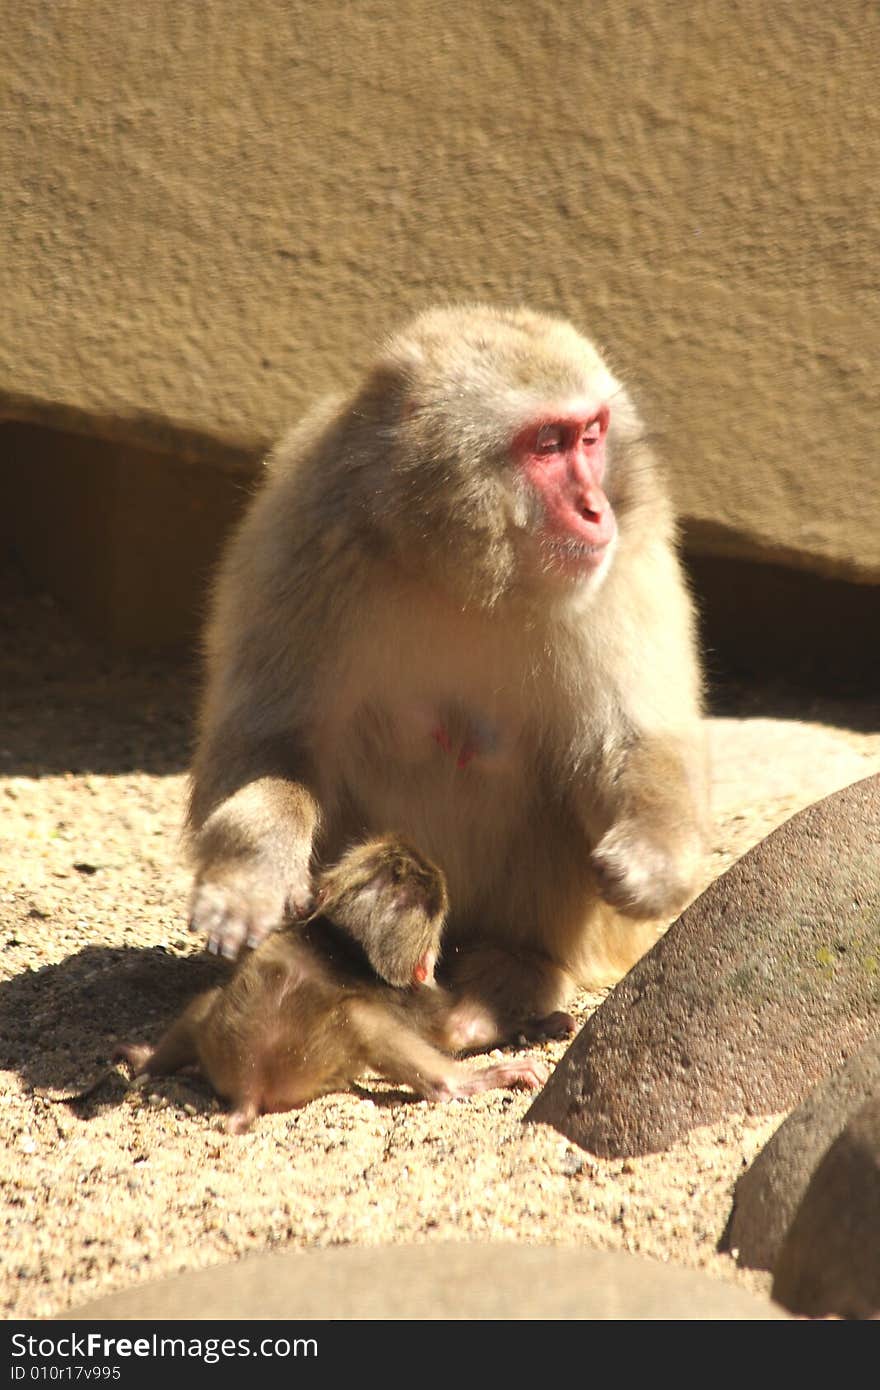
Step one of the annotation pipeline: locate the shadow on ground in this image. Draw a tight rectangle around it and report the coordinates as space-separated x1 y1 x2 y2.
0 944 230 1107
1 559 194 778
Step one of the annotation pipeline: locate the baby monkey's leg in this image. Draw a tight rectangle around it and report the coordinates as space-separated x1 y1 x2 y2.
347 999 547 1101
114 988 221 1076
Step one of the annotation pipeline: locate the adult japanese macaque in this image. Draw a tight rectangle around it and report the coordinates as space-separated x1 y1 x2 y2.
118 837 547 1132
187 304 707 1047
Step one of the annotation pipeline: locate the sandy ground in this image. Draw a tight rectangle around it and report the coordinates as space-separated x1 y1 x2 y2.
1 563 878 1320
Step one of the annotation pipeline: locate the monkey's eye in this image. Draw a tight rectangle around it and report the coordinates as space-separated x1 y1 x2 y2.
535 424 565 454
582 420 602 445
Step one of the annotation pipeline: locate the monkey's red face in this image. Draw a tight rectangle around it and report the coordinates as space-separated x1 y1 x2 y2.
514 404 616 579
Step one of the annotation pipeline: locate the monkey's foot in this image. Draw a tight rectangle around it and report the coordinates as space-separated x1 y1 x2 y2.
441 998 504 1052
427 1056 548 1101
113 1042 153 1075
517 1011 577 1042
441 1000 575 1051
467 1057 549 1095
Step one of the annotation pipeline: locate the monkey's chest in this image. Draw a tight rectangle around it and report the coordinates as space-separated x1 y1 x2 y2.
329 697 528 890
329 695 528 844
350 698 515 781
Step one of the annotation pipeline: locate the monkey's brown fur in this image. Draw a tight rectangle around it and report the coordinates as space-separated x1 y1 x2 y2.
315 835 448 987
187 304 707 1044
119 837 547 1132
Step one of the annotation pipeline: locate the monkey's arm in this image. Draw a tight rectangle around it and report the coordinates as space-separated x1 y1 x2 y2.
188 730 320 958
186 432 366 958
346 1000 548 1101
571 533 708 921
586 730 708 920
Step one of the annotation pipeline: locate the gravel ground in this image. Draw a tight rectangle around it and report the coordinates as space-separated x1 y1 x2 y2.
2 562 878 1320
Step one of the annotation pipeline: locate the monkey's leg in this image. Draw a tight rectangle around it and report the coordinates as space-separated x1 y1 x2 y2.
114 989 220 1077
347 1000 548 1102
587 734 707 920
438 943 577 1050
188 762 320 959
225 1102 259 1136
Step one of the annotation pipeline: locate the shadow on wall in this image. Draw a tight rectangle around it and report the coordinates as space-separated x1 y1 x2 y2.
1 422 878 738
690 553 880 696
0 420 259 650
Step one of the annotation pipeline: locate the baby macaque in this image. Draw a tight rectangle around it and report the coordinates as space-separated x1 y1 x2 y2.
117 836 547 1133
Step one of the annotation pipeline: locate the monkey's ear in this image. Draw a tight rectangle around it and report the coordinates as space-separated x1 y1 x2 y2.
353 362 414 428
383 328 427 371
373 332 432 414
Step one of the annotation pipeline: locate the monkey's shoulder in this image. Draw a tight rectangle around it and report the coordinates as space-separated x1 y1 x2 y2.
227 925 372 1000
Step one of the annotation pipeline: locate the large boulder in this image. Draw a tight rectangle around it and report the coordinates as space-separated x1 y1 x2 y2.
60 1243 784 1320
724 1032 880 1271
527 774 880 1157
772 1098 880 1319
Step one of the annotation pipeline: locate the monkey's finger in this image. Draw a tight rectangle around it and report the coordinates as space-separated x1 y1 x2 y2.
189 882 279 959
515 1061 549 1088
492 1059 549 1090
212 918 249 959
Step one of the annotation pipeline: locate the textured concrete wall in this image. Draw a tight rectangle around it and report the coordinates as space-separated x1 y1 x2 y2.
2 0 879 588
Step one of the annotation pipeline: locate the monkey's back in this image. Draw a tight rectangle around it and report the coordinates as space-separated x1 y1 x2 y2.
194 930 372 1113
193 927 431 1114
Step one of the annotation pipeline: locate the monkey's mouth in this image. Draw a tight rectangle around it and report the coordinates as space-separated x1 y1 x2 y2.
541 534 613 578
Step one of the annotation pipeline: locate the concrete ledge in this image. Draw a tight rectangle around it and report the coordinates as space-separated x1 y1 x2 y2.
58 1244 785 1320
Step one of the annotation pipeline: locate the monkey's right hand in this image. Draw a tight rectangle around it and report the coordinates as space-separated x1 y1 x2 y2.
188 862 313 960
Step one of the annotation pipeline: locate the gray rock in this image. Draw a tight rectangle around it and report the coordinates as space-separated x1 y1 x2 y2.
527 774 880 1157
59 1244 784 1320
724 1032 880 1271
772 1098 880 1319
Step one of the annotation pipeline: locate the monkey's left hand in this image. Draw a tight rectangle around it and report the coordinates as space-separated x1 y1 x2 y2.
590 821 701 921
